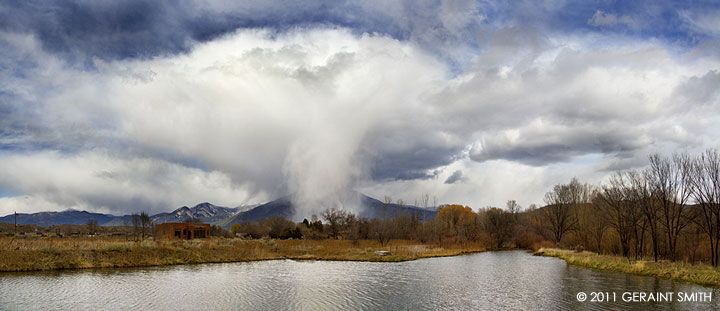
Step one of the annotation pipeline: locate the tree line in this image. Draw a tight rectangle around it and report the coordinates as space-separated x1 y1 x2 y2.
231 200 521 249
229 149 720 266
537 149 720 266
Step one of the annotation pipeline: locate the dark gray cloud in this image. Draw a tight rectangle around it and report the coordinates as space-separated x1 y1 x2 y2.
0 0 484 67
369 144 463 181
444 170 464 184
3 1 713 67
0 1 196 62
469 126 648 166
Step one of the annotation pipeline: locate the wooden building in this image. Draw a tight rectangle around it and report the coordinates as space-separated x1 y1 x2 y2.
155 223 210 240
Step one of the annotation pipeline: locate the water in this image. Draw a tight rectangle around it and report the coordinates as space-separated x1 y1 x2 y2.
1 250 718 310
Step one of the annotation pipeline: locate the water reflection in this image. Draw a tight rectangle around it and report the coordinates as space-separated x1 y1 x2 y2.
0 250 718 310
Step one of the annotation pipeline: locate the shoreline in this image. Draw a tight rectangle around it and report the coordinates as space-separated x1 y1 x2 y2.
535 248 720 288
0 237 487 273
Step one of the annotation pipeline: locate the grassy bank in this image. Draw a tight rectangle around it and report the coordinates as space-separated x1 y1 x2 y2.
536 248 720 287
0 237 486 272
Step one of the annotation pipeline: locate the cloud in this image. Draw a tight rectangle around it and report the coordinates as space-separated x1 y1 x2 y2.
588 10 636 28
0 150 255 216
0 28 459 215
436 42 713 167
674 70 720 106
3 26 720 213
678 9 720 36
1 2 720 214
444 170 465 184
0 0 490 68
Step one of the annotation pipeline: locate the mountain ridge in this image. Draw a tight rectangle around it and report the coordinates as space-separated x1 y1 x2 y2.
0 194 437 228
217 193 437 229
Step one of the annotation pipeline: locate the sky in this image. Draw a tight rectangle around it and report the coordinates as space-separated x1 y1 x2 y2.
1 0 719 216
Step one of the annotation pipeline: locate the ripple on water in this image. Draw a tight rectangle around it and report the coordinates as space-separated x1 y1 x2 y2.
1 251 719 311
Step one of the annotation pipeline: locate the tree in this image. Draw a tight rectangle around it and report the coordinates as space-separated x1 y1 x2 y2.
131 213 141 241
346 216 370 245
210 225 232 237
482 207 516 248
506 200 521 215
322 208 350 239
140 212 151 240
370 218 392 247
543 178 590 245
436 204 478 242
421 193 430 221
628 169 660 262
86 219 98 235
596 172 634 260
575 199 607 253
232 222 266 239
382 196 393 219
264 217 297 239
686 149 720 266
647 153 694 261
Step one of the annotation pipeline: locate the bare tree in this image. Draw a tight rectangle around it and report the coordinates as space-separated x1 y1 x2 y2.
506 200 521 214
596 172 634 260
140 212 151 240
346 215 369 245
576 196 607 253
422 193 430 221
382 196 393 219
647 153 694 261
627 169 660 262
131 213 141 241
371 218 392 247
543 178 590 244
321 208 349 239
686 149 720 266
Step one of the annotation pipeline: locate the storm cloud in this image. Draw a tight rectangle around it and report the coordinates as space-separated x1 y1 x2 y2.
1 0 719 215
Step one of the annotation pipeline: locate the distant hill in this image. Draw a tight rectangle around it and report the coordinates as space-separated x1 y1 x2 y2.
0 194 437 228
218 193 437 229
2 203 256 227
359 195 437 220
215 196 294 228
0 210 117 226
151 202 244 224
100 215 135 227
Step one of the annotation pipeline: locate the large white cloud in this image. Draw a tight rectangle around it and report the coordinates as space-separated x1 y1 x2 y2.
1 24 719 216
0 28 453 215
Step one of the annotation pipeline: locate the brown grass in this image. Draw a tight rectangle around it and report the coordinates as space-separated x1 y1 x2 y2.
536 248 720 288
0 237 486 272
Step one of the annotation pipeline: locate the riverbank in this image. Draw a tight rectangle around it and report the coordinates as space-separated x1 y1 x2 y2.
536 248 720 287
0 237 486 272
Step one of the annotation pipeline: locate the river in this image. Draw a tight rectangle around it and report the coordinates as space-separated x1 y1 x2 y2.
1 250 718 310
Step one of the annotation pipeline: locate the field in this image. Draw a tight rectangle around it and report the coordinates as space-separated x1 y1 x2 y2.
0 237 486 272
536 248 720 288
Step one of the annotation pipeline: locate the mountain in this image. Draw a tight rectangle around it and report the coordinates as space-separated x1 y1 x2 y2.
151 202 248 224
0 194 437 228
1 203 255 227
358 195 437 220
100 202 259 226
215 196 293 228
0 210 117 226
218 193 437 229
99 215 135 227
